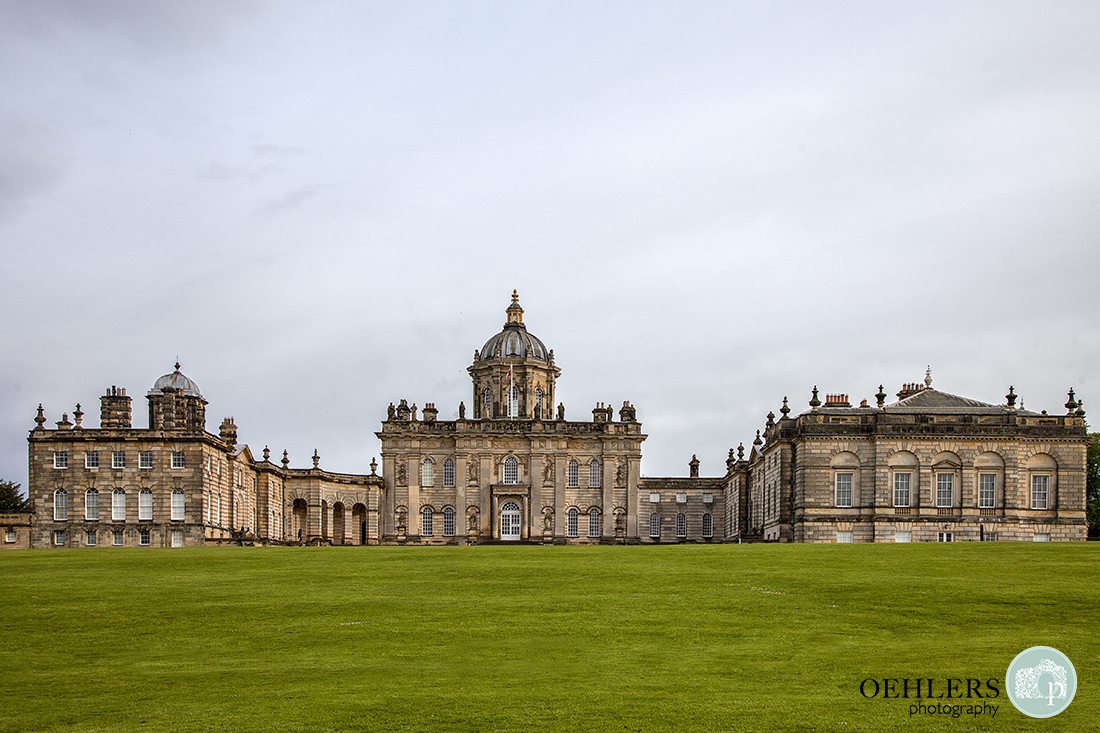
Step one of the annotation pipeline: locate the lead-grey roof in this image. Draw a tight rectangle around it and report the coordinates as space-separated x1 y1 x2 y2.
886 388 994 409
478 324 550 362
149 363 202 397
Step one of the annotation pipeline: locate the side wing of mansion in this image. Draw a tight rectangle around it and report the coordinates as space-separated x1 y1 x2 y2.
14 295 1089 548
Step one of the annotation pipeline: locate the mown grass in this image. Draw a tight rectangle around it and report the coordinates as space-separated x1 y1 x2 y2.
1 543 1097 732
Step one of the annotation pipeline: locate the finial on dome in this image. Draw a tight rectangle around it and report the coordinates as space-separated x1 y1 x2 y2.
505 290 524 325
924 365 932 388
174 361 181 372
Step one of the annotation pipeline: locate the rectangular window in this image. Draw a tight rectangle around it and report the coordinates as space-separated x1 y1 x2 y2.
443 509 455 537
649 514 660 538
85 530 97 547
171 491 185 521
171 451 185 469
1031 475 1049 509
979 474 996 509
589 461 601 488
836 530 853 543
112 451 125 469
676 493 687 504
112 491 125 521
649 492 660 504
85 451 99 469
983 532 998 542
53 530 65 546
1033 533 1051 542
938 532 954 542
835 474 853 507
893 473 911 507
54 451 68 469
139 529 150 546
894 530 912 543
588 511 600 538
702 493 713 504
112 531 123 546
85 491 99 521
171 530 183 548
936 474 954 508
139 451 153 469
443 460 455 488
5 529 17 543
567 461 579 488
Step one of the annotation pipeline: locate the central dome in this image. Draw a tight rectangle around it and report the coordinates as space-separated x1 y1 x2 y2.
149 362 203 397
476 291 550 362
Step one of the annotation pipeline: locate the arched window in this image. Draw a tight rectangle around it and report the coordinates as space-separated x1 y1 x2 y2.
421 458 434 487
443 459 455 487
171 489 185 521
500 501 521 540
588 508 600 538
483 387 491 416
53 488 67 521
676 513 687 538
702 513 713 538
422 506 433 536
503 456 519 485
443 507 455 537
508 385 518 418
139 488 153 521
649 513 660 539
85 488 99 521
567 460 579 488
566 508 578 538
535 386 543 412
112 489 126 521
589 460 601 488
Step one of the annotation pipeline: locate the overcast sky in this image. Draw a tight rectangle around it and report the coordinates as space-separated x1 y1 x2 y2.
2 1 1098 493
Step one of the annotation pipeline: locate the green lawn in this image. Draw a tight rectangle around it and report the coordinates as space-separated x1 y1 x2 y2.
1 543 1096 732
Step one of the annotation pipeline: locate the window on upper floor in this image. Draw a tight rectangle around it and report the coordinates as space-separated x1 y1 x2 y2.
936 474 954 508
54 452 68 469
835 474 853 507
589 460 601 488
979 474 996 509
421 458 434 488
507 385 518 418
171 451 185 469
535 386 543 412
171 490 185 522
112 451 125 469
567 460 579 488
893 473 911 507
85 451 99 469
503 456 518 485
139 451 153 469
443 459 455 487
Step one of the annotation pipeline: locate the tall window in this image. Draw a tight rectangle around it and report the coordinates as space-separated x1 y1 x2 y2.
1031 475 1049 509
54 451 68 469
676 513 687 538
649 513 660 539
508 385 518 418
112 489 125 521
53 488 67 520
171 489 185 521
702 513 713 538
979 474 996 509
422 506 433 536
171 451 185 469
567 460 579 488
443 459 455 487
139 489 153 521
566 508 578 538
483 387 491 416
589 460 601 488
421 458 434 487
588 508 600 538
112 451 125 469
443 507 455 537
535 387 543 414
893 473 911 507
835 474 853 507
936 474 954 507
503 457 519 485
85 451 99 469
85 489 99 521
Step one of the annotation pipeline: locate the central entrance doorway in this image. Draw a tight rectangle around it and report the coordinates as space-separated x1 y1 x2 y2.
500 501 521 540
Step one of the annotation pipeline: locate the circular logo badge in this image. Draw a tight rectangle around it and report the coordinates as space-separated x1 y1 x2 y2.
1006 646 1076 718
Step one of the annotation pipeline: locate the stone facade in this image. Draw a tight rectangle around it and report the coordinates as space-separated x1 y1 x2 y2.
23 299 1089 547
725 375 1089 543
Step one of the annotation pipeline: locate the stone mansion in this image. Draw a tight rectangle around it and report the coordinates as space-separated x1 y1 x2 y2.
12 293 1089 548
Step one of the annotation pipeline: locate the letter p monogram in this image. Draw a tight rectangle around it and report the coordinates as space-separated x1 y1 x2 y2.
1048 682 1065 706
